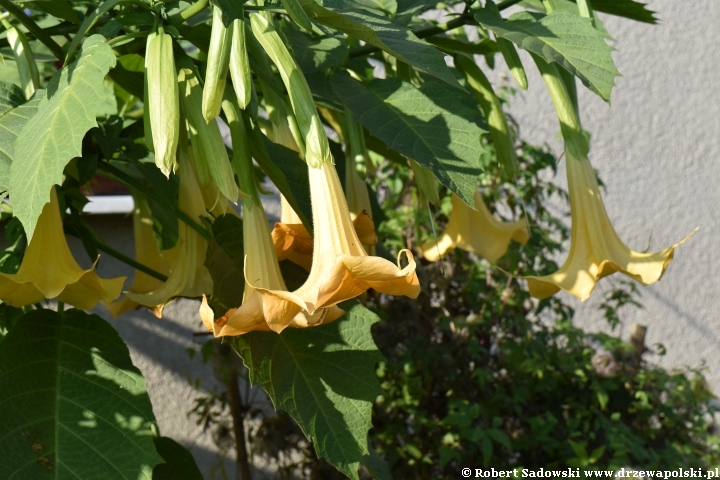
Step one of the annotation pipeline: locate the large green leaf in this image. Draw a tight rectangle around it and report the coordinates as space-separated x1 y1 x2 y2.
475 10 620 102
332 72 484 206
205 214 245 313
283 27 349 74
233 303 384 479
590 0 656 24
0 308 163 479
152 436 204 480
10 34 116 241
297 0 458 87
0 86 43 196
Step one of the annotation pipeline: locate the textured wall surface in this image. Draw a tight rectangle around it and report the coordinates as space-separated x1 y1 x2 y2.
75 1 719 477
500 1 720 388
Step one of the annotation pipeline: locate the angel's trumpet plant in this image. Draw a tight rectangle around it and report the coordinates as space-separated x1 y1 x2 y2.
201 97 343 336
127 141 213 316
244 13 420 332
0 187 125 309
104 195 174 318
419 191 529 262
524 59 695 301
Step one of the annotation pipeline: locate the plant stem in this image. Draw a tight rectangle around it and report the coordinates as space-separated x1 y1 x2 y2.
496 0 523 10
108 30 149 46
97 162 212 241
348 14 475 58
96 242 168 282
0 0 64 60
227 370 253 480
169 0 210 26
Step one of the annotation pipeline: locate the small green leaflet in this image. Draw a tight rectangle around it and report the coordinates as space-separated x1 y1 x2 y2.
10 35 116 241
297 0 459 87
475 10 620 102
332 72 485 207
0 309 163 479
0 85 43 196
233 302 385 479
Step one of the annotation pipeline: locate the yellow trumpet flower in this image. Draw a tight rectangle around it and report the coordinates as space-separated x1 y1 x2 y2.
104 195 174 318
419 191 529 262
254 158 420 333
0 187 125 309
201 96 343 336
524 58 695 301
524 151 695 301
127 145 213 316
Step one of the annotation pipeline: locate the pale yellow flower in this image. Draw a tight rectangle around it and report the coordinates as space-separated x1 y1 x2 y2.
104 195 173 318
524 152 695 301
127 146 213 315
419 191 529 262
0 187 125 309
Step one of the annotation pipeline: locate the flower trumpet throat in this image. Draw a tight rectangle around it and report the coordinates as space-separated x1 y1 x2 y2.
0 187 125 309
524 151 696 301
419 191 530 262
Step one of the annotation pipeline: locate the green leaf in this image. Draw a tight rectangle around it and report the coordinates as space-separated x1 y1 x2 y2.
0 87 43 196
475 10 620 101
332 72 484 206
580 0 656 24
205 214 245 313
109 54 145 98
152 436 203 480
425 36 499 56
0 308 163 479
233 302 384 479
10 35 116 241
323 0 398 16
297 0 458 87
283 27 349 74
64 0 124 64
360 444 393 480
27 0 81 24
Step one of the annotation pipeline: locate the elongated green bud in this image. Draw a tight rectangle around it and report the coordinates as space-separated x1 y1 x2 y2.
177 56 243 202
143 32 157 153
456 54 518 177
279 0 313 33
222 91 258 207
146 30 180 176
249 13 328 167
202 6 232 122
229 18 252 109
4 21 39 100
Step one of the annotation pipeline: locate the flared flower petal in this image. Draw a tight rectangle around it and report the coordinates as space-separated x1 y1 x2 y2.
0 187 125 308
127 148 213 315
254 159 420 333
524 152 695 301
104 196 174 318
419 191 529 262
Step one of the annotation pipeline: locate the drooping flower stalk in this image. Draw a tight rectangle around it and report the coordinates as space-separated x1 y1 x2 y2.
524 58 695 300
0 186 125 309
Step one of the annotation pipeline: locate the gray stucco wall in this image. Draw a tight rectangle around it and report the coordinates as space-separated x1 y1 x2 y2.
68 1 719 477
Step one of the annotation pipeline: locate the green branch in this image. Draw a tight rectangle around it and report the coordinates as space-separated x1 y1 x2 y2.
97 162 212 241
0 0 64 60
96 242 168 282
